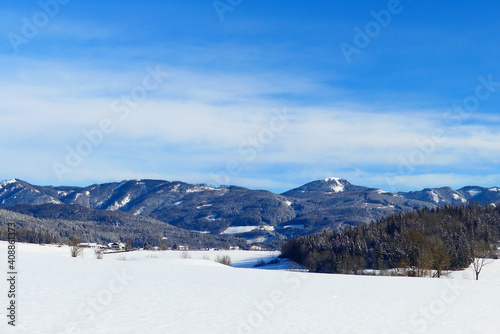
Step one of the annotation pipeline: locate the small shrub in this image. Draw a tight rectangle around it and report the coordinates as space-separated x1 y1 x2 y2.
69 236 83 258
95 250 104 260
70 246 83 258
201 255 211 260
180 251 191 259
215 255 232 266
378 269 389 276
254 258 266 268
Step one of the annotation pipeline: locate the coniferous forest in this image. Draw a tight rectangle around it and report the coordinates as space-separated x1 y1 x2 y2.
281 204 500 276
0 205 248 250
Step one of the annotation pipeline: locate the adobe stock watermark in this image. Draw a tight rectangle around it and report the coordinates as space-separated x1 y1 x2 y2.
56 269 134 334
385 74 500 188
51 65 169 182
230 271 308 334
340 0 414 64
7 0 72 54
210 108 294 186
405 279 466 334
213 0 245 21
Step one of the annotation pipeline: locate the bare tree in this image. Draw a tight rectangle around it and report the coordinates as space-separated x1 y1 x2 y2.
125 238 133 251
69 236 83 258
472 257 489 281
95 249 104 260
215 255 232 266
471 241 493 281
430 238 450 278
415 246 433 277
158 237 168 251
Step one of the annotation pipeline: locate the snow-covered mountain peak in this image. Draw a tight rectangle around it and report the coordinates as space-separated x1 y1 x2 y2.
282 177 355 196
0 179 22 193
373 189 391 195
466 188 483 197
322 177 348 193
324 177 343 182
0 179 18 187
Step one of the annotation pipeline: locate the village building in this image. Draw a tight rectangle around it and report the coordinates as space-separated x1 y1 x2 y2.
108 242 126 251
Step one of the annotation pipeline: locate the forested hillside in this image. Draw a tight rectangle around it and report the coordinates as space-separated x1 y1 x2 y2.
2 178 500 247
281 204 500 276
0 205 248 249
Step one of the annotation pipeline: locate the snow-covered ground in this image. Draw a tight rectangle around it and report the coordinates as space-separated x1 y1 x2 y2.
1 242 499 334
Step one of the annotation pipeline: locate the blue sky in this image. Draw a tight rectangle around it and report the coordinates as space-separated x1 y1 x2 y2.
1 0 499 193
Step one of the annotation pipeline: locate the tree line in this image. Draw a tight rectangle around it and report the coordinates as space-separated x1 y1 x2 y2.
0 206 248 250
281 204 500 277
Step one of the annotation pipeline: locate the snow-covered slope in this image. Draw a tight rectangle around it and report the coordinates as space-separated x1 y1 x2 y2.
1 242 499 334
282 177 365 196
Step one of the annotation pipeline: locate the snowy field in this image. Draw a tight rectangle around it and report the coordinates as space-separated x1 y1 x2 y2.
1 242 499 334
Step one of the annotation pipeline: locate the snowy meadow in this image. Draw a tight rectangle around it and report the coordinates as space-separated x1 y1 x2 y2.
1 241 499 334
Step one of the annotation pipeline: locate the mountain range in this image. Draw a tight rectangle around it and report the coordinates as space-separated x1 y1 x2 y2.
1 177 499 247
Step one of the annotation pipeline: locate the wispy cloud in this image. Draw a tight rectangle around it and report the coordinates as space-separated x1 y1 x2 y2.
1 56 499 191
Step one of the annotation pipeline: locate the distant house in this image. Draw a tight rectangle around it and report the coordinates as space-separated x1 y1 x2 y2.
229 246 240 251
250 246 263 251
109 242 126 251
79 243 105 249
178 245 189 251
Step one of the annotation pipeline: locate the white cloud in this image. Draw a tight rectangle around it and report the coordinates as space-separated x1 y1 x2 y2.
1 58 500 191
